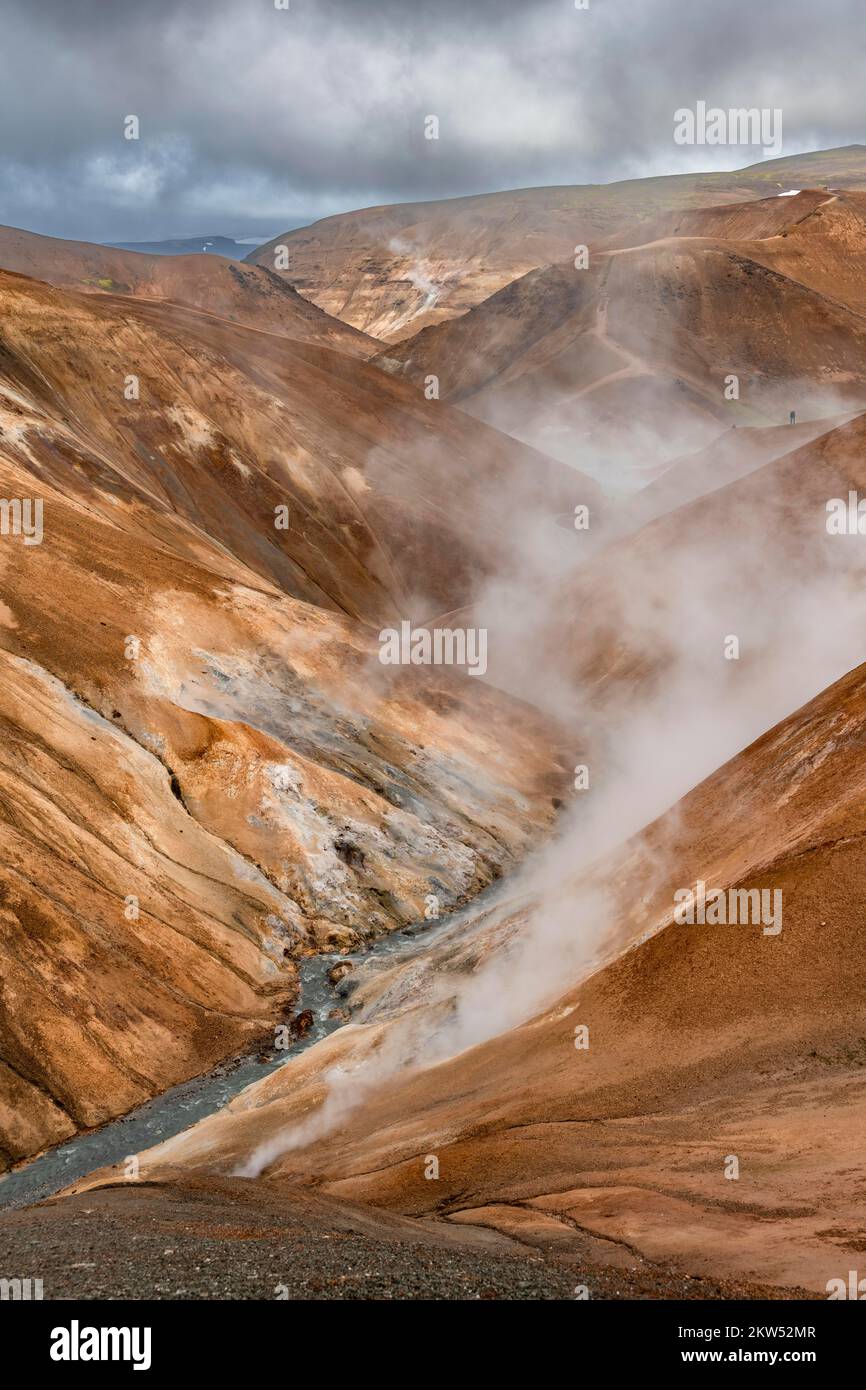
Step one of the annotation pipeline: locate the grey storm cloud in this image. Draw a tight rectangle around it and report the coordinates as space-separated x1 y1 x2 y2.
0 0 864 240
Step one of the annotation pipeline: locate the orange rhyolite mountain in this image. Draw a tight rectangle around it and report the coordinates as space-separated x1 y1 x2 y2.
378 190 866 480
0 264 581 1165
0 223 380 357
248 146 866 340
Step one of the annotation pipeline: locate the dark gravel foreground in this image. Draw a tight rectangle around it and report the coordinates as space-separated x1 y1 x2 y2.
0 1180 816 1301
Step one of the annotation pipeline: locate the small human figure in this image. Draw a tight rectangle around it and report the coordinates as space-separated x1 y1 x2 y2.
789 410 796 425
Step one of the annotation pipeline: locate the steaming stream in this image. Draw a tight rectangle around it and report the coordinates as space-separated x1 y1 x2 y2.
0 883 507 1211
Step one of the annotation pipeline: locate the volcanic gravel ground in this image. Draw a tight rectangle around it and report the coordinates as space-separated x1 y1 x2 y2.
0 1182 815 1301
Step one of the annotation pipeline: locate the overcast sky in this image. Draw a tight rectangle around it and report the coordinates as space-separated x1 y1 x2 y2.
0 0 863 242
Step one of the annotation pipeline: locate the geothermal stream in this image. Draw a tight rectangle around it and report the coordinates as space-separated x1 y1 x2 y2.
0 883 508 1211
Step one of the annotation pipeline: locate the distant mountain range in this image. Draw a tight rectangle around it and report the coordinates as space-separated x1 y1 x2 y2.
105 233 271 259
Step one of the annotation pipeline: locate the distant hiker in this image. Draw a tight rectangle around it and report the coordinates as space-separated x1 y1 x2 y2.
789 410 796 425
